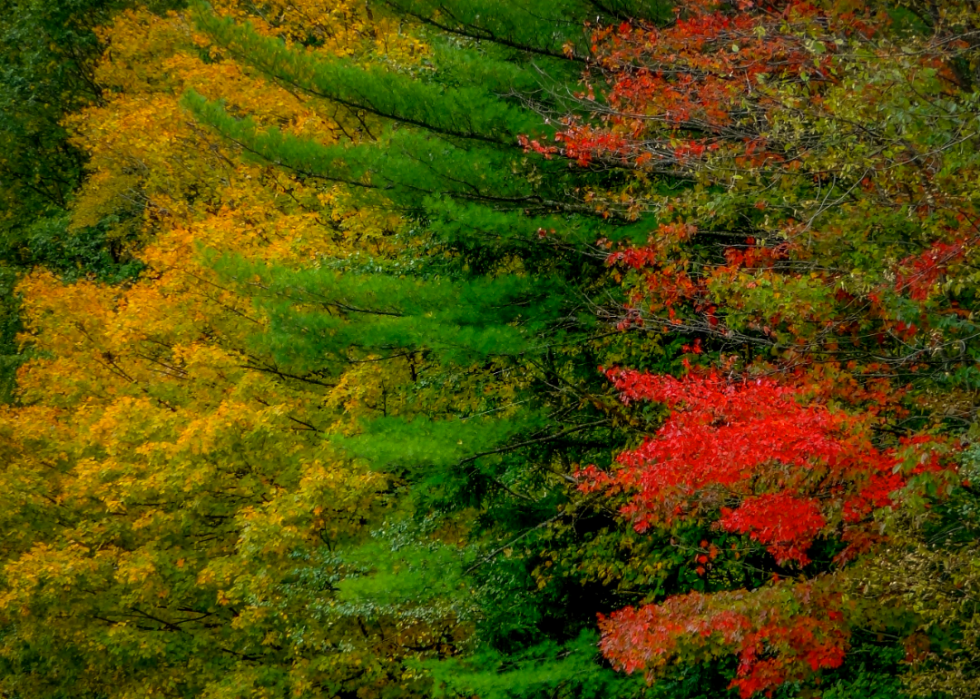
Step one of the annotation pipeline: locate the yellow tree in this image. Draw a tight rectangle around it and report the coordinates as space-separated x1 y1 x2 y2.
0 5 458 698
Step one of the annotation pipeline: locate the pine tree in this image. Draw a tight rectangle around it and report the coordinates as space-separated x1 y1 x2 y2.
185 1 683 696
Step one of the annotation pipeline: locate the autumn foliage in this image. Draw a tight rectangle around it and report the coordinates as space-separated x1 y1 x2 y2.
581 369 937 566
599 583 848 698
0 0 978 698
529 0 980 695
580 368 951 696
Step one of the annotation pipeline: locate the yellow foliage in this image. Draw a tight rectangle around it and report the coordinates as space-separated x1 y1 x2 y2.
0 3 442 698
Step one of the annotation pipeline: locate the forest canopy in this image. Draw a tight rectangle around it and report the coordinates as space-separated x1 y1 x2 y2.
0 1 979 698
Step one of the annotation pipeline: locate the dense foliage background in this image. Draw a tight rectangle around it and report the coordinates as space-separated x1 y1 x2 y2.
0 1 978 697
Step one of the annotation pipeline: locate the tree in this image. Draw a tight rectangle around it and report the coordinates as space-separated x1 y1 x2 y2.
0 4 465 697
0 0 178 401
181 1 697 696
520 0 980 695
580 368 952 697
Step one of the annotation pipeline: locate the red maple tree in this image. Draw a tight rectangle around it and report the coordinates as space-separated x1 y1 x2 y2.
525 0 971 694
579 368 949 696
